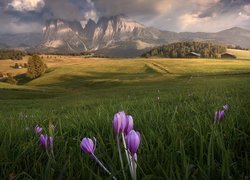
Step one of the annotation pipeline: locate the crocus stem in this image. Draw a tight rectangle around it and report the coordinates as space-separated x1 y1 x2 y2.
91 153 117 180
132 159 137 180
122 133 133 177
116 136 126 180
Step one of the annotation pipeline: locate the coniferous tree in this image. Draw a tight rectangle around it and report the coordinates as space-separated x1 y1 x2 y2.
142 42 227 58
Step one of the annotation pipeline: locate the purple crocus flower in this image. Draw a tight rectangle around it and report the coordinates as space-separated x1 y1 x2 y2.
126 130 141 157
214 110 225 123
35 125 42 134
80 137 96 155
113 111 126 136
124 115 133 135
80 137 116 179
223 104 229 111
39 134 53 150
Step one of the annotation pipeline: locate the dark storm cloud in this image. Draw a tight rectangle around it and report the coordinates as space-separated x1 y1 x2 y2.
0 0 97 33
4 0 94 21
1 0 250 33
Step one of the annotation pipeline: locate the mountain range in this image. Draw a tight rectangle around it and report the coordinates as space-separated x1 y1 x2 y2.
1 14 250 57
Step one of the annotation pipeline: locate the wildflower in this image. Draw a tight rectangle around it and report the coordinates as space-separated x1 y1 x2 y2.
126 130 141 157
35 125 42 134
80 137 116 179
223 104 229 111
214 110 225 123
39 134 53 150
113 111 126 136
80 137 96 155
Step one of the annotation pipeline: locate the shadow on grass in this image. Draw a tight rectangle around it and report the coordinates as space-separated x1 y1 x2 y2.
15 73 32 85
15 68 56 85
31 70 164 90
0 88 59 100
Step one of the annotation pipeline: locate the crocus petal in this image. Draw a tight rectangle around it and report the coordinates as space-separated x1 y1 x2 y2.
35 125 42 134
214 110 225 123
113 113 121 136
80 138 95 155
126 130 140 156
40 134 48 149
223 104 229 111
219 110 225 121
125 115 133 135
119 111 127 133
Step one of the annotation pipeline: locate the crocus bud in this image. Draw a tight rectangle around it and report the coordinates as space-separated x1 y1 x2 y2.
214 110 225 123
124 115 133 135
113 111 126 136
80 137 96 155
35 125 42 134
40 134 53 150
126 130 140 157
223 104 229 111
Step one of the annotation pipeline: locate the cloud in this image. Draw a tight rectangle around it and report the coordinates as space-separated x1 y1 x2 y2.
0 9 42 33
1 0 250 34
178 9 250 32
94 0 175 17
244 4 250 13
7 0 45 12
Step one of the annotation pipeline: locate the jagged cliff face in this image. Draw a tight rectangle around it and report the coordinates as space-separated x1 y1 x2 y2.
40 20 87 52
34 15 250 56
91 15 145 47
39 15 162 52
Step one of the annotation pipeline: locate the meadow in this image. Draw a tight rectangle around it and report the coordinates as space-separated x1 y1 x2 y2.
0 52 250 179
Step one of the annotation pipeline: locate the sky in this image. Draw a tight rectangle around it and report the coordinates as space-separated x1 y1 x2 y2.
0 0 250 34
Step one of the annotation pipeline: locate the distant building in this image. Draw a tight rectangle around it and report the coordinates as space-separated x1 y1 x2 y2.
221 53 237 59
186 52 201 58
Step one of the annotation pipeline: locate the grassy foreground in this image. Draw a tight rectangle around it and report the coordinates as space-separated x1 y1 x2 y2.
0 58 250 179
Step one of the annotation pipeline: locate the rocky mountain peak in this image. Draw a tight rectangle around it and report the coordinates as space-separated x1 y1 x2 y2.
33 15 250 56
40 19 87 52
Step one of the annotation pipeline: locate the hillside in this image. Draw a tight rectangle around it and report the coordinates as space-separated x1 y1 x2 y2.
142 42 227 58
1 57 250 179
226 49 250 60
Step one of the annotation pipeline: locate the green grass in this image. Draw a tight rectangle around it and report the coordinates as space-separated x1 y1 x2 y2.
0 58 250 179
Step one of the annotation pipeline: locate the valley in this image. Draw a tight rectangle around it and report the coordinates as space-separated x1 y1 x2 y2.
0 54 250 179
1 1 250 178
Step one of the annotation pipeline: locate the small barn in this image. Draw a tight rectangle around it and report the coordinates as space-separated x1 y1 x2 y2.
186 52 201 58
221 53 237 59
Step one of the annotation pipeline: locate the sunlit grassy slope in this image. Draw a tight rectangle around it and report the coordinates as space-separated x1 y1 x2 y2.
227 49 250 60
21 58 250 89
0 57 250 179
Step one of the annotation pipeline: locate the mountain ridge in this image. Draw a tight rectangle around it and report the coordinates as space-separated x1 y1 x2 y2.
0 15 250 57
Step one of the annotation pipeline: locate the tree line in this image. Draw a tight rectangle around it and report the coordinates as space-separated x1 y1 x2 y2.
0 49 27 60
142 42 227 58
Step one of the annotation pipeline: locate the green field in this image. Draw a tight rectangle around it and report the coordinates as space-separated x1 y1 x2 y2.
0 57 250 179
